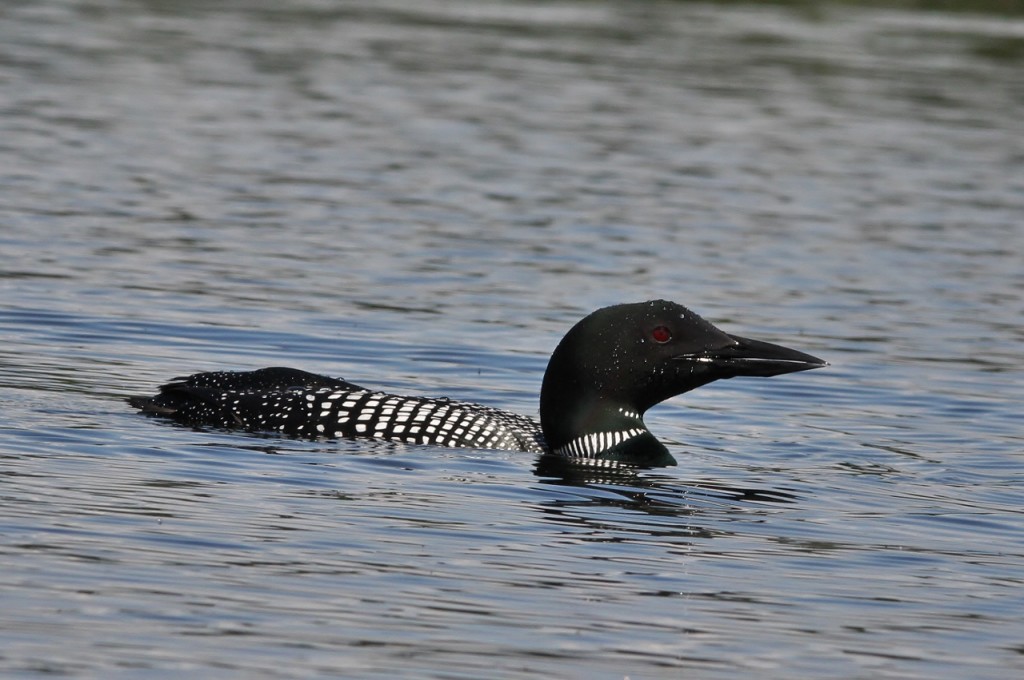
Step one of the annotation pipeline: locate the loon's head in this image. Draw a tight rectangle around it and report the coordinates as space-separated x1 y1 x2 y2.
539 300 826 467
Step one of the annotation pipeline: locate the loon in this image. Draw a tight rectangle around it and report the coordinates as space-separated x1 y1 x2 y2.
129 300 826 467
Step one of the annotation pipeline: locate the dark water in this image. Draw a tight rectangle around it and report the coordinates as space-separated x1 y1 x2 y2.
2 0 1023 677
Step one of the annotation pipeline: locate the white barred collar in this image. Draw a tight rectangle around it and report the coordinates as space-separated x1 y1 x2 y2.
553 428 647 459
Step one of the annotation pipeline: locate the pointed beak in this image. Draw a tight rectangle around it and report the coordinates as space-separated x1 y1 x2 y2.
678 334 827 378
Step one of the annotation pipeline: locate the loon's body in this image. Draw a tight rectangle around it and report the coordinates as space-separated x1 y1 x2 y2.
129 300 826 467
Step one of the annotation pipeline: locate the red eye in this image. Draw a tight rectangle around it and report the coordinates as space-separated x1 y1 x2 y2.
651 325 672 343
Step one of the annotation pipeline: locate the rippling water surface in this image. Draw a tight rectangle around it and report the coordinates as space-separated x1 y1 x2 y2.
2 1 1023 677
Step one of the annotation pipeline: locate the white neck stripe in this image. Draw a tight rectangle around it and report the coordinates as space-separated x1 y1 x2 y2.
553 428 647 459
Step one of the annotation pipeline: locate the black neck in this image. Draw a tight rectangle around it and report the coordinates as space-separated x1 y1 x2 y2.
539 364 678 465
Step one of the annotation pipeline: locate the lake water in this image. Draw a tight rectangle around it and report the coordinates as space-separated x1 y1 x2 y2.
2 0 1023 677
